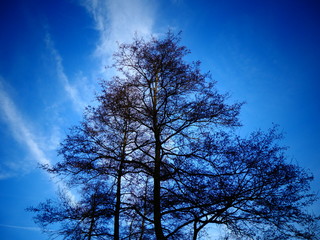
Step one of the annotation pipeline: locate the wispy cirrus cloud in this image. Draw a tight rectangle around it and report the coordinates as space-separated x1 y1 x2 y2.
81 0 155 71
0 80 51 170
0 79 75 200
0 223 41 232
44 33 87 112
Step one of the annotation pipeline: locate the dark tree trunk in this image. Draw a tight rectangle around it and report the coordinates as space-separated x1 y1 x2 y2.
114 170 122 240
154 136 165 239
114 130 128 240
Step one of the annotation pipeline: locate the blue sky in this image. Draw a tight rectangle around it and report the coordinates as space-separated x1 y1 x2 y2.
0 0 319 239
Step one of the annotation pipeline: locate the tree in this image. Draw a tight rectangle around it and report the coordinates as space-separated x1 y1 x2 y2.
30 80 143 239
28 182 114 240
29 32 318 239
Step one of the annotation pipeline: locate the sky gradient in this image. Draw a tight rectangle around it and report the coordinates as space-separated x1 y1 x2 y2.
1 0 320 239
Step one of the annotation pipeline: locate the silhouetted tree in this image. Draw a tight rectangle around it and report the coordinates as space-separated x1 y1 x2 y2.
31 80 144 239
28 182 114 239
109 32 242 239
30 32 318 239
168 127 318 239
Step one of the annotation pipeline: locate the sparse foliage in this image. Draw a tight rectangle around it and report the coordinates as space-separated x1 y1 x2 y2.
29 32 319 239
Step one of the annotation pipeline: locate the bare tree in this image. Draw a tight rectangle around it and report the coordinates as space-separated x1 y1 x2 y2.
28 181 114 239
30 32 318 240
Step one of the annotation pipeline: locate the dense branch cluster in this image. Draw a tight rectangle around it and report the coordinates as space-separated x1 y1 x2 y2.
29 32 319 240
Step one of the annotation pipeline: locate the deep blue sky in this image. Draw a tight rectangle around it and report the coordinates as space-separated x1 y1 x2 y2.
0 0 319 239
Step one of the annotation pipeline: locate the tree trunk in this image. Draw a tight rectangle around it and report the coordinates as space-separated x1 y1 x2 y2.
114 130 127 240
152 75 166 239
88 197 96 240
114 171 122 240
154 136 165 239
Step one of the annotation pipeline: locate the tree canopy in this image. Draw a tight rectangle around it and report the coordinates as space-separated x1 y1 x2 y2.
29 32 319 240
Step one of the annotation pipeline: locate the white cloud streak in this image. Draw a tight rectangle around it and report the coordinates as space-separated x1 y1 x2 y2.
81 0 155 71
0 79 75 201
45 33 87 112
0 223 41 232
0 80 51 168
